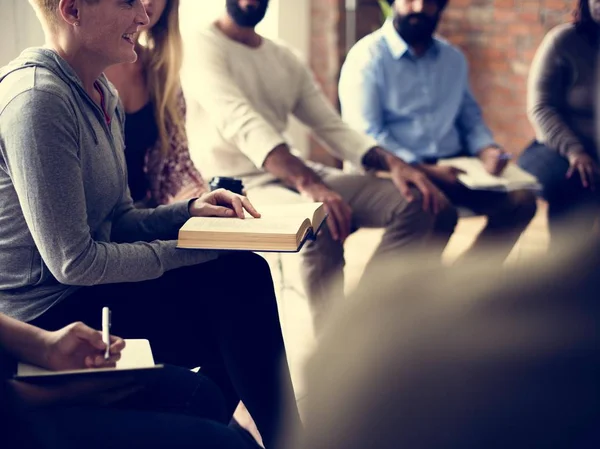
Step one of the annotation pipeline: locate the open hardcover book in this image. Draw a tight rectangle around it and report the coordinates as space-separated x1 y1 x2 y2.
178 202 327 252
437 157 541 191
15 339 163 382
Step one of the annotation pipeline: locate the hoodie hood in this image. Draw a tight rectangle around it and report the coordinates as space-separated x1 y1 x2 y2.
0 47 122 145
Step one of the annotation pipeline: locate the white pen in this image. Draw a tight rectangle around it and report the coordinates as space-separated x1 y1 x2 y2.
102 307 111 360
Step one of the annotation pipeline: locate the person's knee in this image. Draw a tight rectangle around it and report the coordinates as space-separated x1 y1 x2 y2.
434 201 459 233
222 251 270 276
303 221 344 256
389 188 457 234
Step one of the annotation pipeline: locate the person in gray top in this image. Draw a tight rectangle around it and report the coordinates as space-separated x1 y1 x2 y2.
0 1 299 447
518 0 600 247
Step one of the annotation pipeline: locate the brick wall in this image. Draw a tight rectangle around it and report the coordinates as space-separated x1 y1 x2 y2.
438 0 575 154
309 0 576 160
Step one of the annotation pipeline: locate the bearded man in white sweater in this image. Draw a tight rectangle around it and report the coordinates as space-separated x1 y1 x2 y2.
180 0 458 330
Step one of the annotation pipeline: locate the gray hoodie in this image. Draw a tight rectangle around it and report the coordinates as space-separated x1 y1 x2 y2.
0 48 218 322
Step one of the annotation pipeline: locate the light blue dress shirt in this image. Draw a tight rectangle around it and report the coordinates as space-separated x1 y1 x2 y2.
339 20 497 164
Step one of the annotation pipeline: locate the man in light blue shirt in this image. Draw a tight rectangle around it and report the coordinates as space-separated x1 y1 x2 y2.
339 0 537 263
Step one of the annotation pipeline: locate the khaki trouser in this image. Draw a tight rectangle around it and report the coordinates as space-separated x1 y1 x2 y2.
246 164 458 331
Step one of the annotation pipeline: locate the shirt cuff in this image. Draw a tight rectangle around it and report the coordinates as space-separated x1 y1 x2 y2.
243 135 288 169
352 140 377 169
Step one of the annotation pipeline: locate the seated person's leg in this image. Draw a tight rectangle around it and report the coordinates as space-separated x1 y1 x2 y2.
30 253 297 449
248 183 345 332
24 405 253 449
442 184 537 263
113 365 228 423
319 168 458 259
519 141 599 241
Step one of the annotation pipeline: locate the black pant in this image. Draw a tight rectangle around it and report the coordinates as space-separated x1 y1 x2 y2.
19 365 261 449
31 252 299 449
518 141 600 246
433 178 537 263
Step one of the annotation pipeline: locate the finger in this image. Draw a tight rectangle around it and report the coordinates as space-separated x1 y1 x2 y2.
201 204 236 217
241 197 261 218
72 322 106 350
393 175 414 202
585 165 595 191
497 158 509 174
324 206 340 241
331 202 351 242
566 165 575 179
92 354 119 368
579 165 589 188
95 353 120 368
230 196 245 219
415 179 432 213
109 336 126 354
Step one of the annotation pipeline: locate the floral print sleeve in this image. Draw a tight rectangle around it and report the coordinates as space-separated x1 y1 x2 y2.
144 87 208 205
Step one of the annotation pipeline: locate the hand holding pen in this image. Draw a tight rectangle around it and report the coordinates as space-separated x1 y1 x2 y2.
39 316 124 371
480 146 512 176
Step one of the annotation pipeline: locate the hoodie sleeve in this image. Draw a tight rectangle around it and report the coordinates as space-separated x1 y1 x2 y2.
0 88 219 287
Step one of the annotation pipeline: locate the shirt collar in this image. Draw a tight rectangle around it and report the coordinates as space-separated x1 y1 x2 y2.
382 19 440 60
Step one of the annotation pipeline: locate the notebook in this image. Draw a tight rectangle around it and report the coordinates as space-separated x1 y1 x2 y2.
15 339 163 382
437 157 541 192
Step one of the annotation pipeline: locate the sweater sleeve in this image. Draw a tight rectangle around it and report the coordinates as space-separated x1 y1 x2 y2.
0 89 218 287
527 28 585 157
291 52 376 167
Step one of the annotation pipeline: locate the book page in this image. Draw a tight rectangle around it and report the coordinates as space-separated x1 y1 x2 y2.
17 339 155 378
180 215 307 235
255 202 324 222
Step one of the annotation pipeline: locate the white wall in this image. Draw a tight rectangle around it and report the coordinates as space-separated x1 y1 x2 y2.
0 0 45 66
0 0 311 153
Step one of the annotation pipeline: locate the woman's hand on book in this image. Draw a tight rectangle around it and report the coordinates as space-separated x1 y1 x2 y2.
190 189 261 219
40 322 125 371
299 183 352 243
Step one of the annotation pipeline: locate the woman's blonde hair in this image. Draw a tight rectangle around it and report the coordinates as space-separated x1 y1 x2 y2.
140 0 183 156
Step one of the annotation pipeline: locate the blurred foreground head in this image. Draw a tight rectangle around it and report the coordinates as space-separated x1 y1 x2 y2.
295 238 600 449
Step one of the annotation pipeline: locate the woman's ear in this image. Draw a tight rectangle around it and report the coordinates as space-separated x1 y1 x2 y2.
58 0 81 27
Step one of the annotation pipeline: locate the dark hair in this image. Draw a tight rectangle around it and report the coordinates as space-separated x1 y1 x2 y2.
386 0 449 10
573 0 598 39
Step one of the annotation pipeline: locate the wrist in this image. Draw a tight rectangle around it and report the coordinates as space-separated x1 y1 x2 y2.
477 145 502 157
415 163 434 176
566 146 586 161
21 327 52 368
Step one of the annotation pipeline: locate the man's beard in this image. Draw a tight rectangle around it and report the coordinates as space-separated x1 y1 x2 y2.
226 0 270 28
393 12 440 47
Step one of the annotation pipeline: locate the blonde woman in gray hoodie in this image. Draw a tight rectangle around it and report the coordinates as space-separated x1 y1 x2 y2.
0 1 299 448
